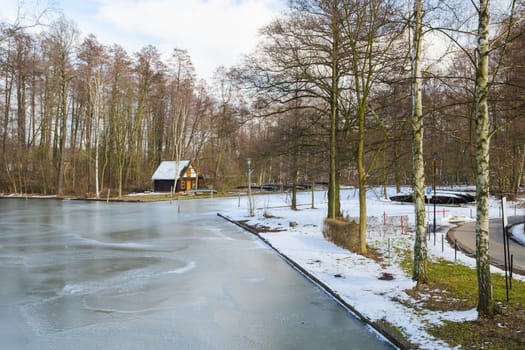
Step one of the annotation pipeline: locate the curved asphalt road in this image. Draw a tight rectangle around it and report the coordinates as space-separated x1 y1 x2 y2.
448 216 525 275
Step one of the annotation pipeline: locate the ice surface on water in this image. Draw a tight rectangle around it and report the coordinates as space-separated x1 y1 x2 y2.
166 260 196 274
0 198 394 350
60 284 84 295
78 237 155 249
245 276 265 283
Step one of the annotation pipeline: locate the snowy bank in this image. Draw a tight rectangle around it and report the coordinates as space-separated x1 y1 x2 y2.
511 223 525 246
219 187 525 350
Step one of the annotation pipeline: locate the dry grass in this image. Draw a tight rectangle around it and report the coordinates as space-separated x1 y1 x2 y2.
322 217 360 252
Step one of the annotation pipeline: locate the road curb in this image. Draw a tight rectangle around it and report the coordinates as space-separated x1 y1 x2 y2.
217 213 414 350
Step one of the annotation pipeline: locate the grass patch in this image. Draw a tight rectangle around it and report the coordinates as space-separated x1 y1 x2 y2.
425 266 525 349
348 233 525 348
394 244 413 273
431 304 525 349
396 246 525 349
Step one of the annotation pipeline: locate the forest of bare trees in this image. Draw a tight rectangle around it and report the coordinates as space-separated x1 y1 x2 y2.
1 1 523 203
0 14 252 196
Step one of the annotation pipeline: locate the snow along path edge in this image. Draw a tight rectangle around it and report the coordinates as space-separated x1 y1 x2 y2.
217 213 413 350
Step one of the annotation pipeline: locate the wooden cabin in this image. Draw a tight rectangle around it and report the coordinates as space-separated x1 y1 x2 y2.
151 160 204 193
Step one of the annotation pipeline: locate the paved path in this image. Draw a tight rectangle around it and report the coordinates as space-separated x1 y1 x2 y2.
448 217 525 275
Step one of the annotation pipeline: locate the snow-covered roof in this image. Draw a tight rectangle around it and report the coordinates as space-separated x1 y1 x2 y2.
151 160 190 180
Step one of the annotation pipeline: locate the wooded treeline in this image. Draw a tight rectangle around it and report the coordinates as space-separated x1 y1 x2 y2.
0 1 524 200
0 16 251 196
244 0 525 199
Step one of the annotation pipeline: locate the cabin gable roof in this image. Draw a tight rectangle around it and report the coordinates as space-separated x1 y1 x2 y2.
151 160 191 180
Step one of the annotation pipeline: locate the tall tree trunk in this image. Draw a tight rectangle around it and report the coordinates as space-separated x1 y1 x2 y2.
291 146 298 211
56 80 68 195
393 142 402 193
475 0 495 318
357 107 367 254
412 0 428 286
512 144 525 194
94 113 100 198
327 91 340 219
2 43 13 156
327 4 341 219
90 75 103 199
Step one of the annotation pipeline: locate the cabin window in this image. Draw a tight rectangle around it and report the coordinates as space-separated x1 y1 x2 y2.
180 180 185 190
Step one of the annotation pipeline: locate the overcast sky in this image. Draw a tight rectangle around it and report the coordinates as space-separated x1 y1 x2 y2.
0 0 285 81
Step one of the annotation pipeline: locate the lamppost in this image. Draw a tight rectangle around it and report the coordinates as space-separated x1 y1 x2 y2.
247 158 254 217
433 152 438 241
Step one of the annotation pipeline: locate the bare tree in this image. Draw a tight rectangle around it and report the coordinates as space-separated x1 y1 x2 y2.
40 16 78 195
78 35 108 198
339 0 406 254
210 66 239 188
474 0 495 318
243 0 348 218
411 0 428 285
167 48 195 191
107 45 133 197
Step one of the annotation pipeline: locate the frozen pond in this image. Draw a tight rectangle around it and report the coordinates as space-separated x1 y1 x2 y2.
0 197 393 349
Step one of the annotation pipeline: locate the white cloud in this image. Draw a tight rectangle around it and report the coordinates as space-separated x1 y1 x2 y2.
0 0 284 81
86 0 284 80
421 30 459 72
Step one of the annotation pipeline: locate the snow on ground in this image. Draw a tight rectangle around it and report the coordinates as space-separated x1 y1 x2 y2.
511 223 525 246
1 193 57 198
220 186 525 350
